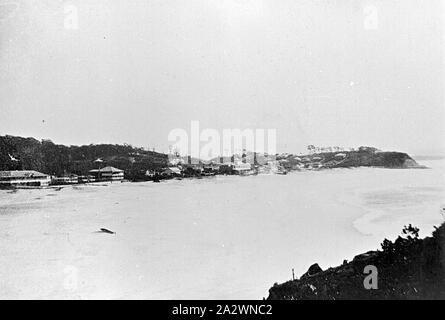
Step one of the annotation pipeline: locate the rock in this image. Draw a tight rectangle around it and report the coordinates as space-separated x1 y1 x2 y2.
99 228 115 234
352 251 377 262
301 263 323 278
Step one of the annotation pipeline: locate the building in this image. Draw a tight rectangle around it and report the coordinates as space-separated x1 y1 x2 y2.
51 174 79 185
78 175 96 183
161 167 182 177
89 166 124 181
168 157 185 166
202 163 220 176
0 170 51 188
232 162 252 175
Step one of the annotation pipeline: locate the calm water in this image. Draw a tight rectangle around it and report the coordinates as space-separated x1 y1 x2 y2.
0 160 444 299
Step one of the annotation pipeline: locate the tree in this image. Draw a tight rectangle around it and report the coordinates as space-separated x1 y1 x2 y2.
0 134 169 176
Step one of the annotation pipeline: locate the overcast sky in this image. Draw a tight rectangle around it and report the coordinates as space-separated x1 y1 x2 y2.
0 0 443 155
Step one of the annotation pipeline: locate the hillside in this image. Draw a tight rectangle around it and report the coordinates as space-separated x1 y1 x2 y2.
0 137 424 179
0 135 168 180
267 223 445 300
207 147 423 170
280 147 424 171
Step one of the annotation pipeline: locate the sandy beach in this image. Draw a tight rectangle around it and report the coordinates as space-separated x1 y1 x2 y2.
0 160 444 299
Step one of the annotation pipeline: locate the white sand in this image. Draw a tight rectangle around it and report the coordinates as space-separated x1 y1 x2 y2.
0 160 444 299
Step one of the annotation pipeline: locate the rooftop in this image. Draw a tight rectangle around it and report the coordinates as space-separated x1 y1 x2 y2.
0 170 48 178
89 166 124 173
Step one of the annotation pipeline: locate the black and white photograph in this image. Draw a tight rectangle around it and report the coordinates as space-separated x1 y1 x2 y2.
0 0 444 306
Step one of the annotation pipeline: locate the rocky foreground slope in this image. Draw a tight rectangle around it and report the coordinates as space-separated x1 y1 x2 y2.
268 223 445 299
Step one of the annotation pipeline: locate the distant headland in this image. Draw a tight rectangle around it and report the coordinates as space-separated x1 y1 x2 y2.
0 134 426 187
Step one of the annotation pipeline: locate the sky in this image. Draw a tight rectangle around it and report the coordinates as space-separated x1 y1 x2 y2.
0 0 444 156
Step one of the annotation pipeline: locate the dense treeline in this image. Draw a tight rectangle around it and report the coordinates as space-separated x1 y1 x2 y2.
0 135 168 179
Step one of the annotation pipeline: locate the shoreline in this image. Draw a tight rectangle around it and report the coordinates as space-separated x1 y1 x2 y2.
0 163 431 192
0 162 443 299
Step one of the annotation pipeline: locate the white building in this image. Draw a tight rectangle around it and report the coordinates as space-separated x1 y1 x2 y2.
89 166 124 181
51 174 79 185
161 167 182 177
232 162 252 174
0 171 51 188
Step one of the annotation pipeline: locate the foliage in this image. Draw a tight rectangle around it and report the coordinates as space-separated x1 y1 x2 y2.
0 135 168 179
269 222 445 300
